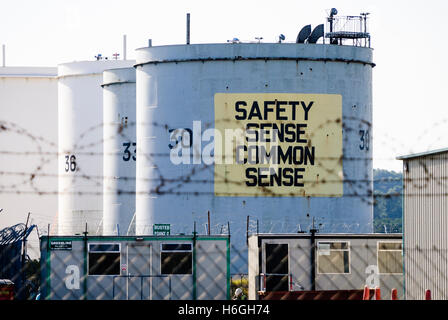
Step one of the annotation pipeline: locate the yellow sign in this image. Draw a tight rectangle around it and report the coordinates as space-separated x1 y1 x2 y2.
214 93 343 197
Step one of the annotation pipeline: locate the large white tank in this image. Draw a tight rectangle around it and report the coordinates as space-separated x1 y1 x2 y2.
0 67 58 239
135 43 374 271
102 67 136 235
58 60 134 235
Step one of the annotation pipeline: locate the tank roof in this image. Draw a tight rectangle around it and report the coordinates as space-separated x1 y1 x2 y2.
0 66 57 78
102 66 136 87
57 60 135 78
135 43 374 68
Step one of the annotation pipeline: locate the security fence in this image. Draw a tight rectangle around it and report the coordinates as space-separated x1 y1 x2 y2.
1 117 447 301
0 229 410 300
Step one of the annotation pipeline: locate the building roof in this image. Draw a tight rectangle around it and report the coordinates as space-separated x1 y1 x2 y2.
0 66 57 78
250 233 402 239
396 147 448 160
0 279 14 285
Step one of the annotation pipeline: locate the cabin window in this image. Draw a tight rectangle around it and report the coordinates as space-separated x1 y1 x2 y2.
88 243 121 275
317 241 350 274
161 243 192 275
378 242 403 274
264 243 289 291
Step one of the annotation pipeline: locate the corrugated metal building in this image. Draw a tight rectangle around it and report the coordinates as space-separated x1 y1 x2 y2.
397 148 448 300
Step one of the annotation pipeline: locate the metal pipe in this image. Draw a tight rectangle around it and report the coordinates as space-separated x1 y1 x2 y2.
2 44 5 67
22 211 31 290
123 35 127 60
82 222 88 300
246 215 249 245
186 13 190 44
207 211 211 235
310 217 317 291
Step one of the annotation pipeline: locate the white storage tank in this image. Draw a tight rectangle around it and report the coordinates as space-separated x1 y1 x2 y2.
102 67 136 235
0 67 58 237
134 43 374 270
58 60 134 235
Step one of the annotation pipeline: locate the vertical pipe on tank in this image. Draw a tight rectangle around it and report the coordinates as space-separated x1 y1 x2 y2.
102 67 136 235
2 44 5 67
123 35 127 61
186 13 191 45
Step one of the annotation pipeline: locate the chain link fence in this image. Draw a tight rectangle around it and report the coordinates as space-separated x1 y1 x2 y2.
0 226 409 300
1 115 447 301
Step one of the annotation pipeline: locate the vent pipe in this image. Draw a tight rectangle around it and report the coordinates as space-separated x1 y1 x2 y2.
123 35 127 60
2 44 5 67
186 13 191 44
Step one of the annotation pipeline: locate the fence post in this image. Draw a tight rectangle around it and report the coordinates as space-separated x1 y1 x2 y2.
362 285 370 300
260 273 266 292
289 274 293 292
391 288 398 300
374 287 381 300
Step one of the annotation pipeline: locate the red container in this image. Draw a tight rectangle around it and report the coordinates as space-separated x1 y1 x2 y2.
0 280 14 300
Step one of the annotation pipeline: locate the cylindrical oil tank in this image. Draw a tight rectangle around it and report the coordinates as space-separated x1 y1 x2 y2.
102 67 136 235
58 60 135 235
135 43 374 270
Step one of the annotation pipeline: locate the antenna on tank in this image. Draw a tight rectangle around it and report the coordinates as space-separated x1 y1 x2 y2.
360 12 370 33
360 12 370 47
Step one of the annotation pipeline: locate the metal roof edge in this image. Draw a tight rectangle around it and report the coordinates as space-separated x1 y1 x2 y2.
396 147 448 160
250 233 402 237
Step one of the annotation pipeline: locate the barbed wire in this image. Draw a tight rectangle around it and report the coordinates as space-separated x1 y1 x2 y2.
1 117 447 202
1 114 446 240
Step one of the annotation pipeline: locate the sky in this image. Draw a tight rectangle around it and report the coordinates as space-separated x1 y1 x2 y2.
1 0 447 171
1 0 448 251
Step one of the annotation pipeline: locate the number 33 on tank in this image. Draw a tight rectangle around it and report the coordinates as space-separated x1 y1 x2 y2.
122 142 136 162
